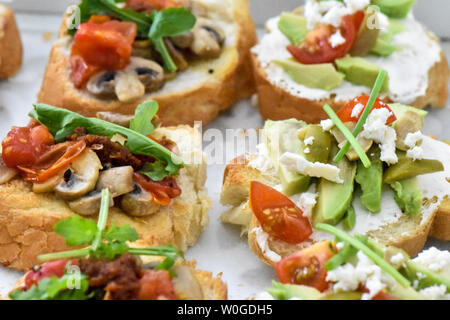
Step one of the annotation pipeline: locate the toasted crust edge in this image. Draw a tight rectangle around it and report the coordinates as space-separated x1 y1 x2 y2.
37 0 257 126
0 5 22 79
252 51 450 124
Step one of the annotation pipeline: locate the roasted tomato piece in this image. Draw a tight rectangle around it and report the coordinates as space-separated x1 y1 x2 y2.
137 269 178 300
134 172 182 206
2 124 54 168
287 11 364 64
126 0 183 11
275 241 337 292
337 95 397 125
71 20 137 87
24 259 79 290
249 181 312 244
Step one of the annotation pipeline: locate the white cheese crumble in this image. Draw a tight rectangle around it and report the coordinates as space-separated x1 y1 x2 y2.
413 247 450 274
360 108 398 164
304 136 315 146
254 291 275 300
419 285 450 300
248 143 276 174
351 103 365 119
406 146 424 161
304 147 311 154
320 119 334 131
293 184 318 219
279 152 343 183
404 131 424 161
390 253 405 264
330 29 346 48
251 227 281 263
326 251 397 300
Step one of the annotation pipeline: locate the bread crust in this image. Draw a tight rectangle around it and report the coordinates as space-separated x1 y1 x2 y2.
0 5 22 79
0 125 211 271
37 0 257 126
252 51 449 124
221 156 447 266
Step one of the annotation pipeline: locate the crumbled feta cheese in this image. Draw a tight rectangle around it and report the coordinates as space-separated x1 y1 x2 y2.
304 147 311 154
294 184 318 219
360 108 398 164
413 247 450 274
251 227 281 263
404 131 424 148
390 253 405 264
280 152 343 183
320 119 334 131
336 242 345 250
351 103 364 119
419 285 450 300
406 146 424 161
330 30 346 48
248 143 275 174
326 251 397 300
254 291 275 300
304 136 315 146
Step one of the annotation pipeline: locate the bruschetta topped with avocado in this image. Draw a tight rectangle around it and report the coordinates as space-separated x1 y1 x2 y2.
221 72 449 266
0 101 210 270
251 0 449 123
256 226 450 300
9 189 226 300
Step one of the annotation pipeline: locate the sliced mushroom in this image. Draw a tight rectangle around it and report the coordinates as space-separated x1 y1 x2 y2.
96 112 133 127
120 183 160 217
55 149 102 200
33 172 65 193
87 71 116 97
0 157 18 184
114 70 146 103
171 32 194 49
172 265 204 300
164 38 188 71
68 190 114 216
96 166 134 197
128 57 165 92
190 18 225 58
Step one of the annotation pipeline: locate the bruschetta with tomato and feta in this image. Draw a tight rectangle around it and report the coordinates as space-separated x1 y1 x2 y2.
9 189 226 300
0 4 22 79
255 229 450 300
0 100 210 270
221 75 450 266
37 0 256 126
251 0 449 123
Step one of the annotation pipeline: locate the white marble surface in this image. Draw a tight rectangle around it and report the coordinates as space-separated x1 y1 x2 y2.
0 13 449 300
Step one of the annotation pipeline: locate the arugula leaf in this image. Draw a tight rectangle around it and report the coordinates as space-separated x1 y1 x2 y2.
30 103 184 178
54 215 98 246
9 274 91 300
129 100 158 136
104 224 139 242
149 8 196 71
139 161 168 182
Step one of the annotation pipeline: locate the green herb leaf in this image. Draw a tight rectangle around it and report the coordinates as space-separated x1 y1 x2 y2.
139 161 168 182
104 224 139 243
129 100 159 136
325 242 358 271
30 103 184 179
54 215 98 246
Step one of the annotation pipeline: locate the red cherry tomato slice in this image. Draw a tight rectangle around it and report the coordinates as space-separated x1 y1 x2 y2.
134 173 182 206
137 269 178 300
337 95 397 125
275 241 337 292
287 11 364 64
249 181 312 244
24 259 79 290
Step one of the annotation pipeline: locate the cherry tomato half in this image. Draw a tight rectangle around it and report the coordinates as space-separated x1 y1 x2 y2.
275 241 337 292
287 11 364 64
137 269 178 300
24 259 79 290
249 181 312 244
337 95 397 125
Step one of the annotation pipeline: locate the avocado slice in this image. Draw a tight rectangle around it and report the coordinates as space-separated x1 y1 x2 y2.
383 153 444 184
355 146 383 213
268 282 322 300
335 56 389 92
262 120 311 196
372 0 416 19
371 19 405 56
350 8 380 56
390 177 422 216
274 59 345 91
278 12 307 46
312 149 357 226
389 103 427 150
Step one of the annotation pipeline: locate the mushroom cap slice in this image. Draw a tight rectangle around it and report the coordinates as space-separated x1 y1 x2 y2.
55 149 102 201
0 157 18 184
121 183 160 217
96 166 135 197
33 172 65 194
69 190 114 216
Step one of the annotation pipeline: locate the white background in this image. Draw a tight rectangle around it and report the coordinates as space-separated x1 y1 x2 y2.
0 1 449 300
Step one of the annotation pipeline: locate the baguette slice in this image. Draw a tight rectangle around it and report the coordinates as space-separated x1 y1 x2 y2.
252 14 449 124
221 148 449 266
0 5 22 79
10 259 227 300
37 0 257 126
0 125 211 271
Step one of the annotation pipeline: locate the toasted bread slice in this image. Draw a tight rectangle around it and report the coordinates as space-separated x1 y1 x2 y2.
37 0 257 126
10 259 227 300
252 14 449 124
0 5 22 79
221 152 448 266
0 125 211 271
